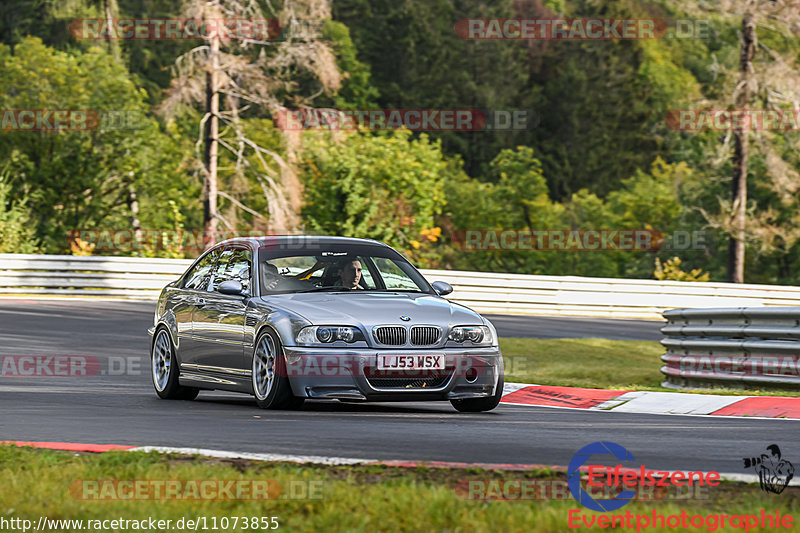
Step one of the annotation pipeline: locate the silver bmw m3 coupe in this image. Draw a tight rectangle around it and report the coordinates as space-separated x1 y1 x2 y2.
148 236 504 412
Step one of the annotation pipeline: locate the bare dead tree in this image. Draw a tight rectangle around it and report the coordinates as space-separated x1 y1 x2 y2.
728 10 756 283
685 0 800 282
160 0 340 246
97 0 122 60
204 18 221 246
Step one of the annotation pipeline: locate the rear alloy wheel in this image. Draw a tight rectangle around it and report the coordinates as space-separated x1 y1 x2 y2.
450 375 504 413
151 328 199 400
252 329 304 409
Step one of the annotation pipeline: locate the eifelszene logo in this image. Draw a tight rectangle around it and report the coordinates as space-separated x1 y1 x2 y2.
568 441 721 512
743 444 795 494
568 441 637 512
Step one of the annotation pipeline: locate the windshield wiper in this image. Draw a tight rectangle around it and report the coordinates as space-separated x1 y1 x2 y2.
364 288 427 293
293 287 429 294
295 286 349 293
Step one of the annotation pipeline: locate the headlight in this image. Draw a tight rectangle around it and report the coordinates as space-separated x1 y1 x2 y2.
447 325 493 346
296 326 365 344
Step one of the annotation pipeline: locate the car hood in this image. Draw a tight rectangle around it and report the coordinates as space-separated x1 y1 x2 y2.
254 291 484 327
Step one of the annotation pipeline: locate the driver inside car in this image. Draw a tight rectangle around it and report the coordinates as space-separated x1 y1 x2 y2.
337 258 363 290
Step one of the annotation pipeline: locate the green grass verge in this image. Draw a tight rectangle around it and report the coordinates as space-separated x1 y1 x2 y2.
499 337 800 397
1 446 798 532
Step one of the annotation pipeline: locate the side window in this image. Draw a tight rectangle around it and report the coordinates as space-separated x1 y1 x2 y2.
208 248 252 293
183 250 219 290
355 256 375 289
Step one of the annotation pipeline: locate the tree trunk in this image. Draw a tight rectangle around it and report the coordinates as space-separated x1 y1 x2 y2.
203 35 220 249
103 0 121 60
727 13 756 283
127 183 143 256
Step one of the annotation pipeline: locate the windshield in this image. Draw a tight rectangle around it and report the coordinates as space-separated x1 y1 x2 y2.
257 244 433 296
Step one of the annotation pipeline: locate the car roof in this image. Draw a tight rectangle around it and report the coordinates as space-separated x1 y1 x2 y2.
216 235 392 249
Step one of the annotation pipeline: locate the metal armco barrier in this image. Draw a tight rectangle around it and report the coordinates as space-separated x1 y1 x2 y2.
661 307 800 389
2 254 800 319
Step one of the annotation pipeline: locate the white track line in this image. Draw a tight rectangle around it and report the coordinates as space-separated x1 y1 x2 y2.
125 446 800 486
130 446 375 466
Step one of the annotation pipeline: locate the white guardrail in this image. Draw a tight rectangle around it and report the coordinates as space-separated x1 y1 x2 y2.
2 254 800 319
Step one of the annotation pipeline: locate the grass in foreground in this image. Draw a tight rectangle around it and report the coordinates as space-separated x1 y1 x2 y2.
1 446 798 532
499 337 800 397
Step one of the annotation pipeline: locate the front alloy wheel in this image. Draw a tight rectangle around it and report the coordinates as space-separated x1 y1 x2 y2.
253 334 277 401
252 329 304 409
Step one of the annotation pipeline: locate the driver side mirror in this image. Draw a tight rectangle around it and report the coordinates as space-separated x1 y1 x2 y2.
431 281 453 296
218 279 249 297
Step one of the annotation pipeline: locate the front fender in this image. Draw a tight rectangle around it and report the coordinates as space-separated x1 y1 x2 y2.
244 299 311 351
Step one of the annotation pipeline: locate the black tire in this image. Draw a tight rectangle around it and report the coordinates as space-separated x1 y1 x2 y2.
177 387 200 400
252 329 304 409
151 327 199 400
450 375 504 413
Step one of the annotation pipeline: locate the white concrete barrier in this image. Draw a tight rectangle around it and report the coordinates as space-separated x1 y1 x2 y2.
2 254 800 319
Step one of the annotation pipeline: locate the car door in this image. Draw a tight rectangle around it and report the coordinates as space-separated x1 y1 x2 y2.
173 248 221 365
190 246 252 372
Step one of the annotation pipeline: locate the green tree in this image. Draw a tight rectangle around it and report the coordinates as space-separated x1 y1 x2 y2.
441 151 703 279
0 37 185 253
0 169 38 253
654 257 709 282
333 0 531 178
300 130 449 263
441 146 567 274
657 0 800 284
312 20 380 110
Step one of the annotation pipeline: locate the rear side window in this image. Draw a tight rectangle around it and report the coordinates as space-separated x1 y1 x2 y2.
183 250 220 290
208 248 252 292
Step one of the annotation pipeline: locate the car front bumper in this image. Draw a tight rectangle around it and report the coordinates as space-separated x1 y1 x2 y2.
282 346 503 401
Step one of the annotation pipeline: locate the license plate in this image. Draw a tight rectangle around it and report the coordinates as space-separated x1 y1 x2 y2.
377 355 445 370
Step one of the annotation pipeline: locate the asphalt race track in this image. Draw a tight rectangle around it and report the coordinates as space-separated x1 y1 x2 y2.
0 298 796 474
